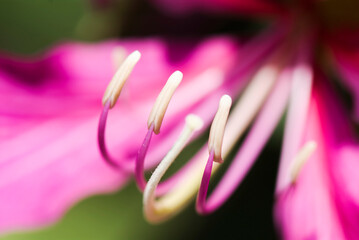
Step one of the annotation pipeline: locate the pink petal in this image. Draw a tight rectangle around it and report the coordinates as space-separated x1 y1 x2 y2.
276 58 313 193
275 94 346 240
275 73 359 240
0 37 239 234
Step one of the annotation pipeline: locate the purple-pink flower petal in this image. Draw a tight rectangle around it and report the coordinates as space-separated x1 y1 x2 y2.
275 74 359 240
0 37 239 233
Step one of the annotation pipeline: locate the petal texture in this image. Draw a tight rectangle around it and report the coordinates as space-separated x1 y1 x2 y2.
0 37 239 233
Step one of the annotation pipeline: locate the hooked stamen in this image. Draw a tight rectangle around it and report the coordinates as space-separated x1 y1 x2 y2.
135 71 183 191
102 50 141 108
196 69 291 215
208 95 232 163
290 141 317 184
197 95 232 214
147 71 183 134
98 50 141 170
143 115 203 223
140 62 280 222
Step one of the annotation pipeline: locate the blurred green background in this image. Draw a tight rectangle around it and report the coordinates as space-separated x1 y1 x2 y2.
0 0 280 239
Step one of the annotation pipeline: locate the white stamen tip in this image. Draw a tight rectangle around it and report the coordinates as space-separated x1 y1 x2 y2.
102 50 141 108
170 71 183 84
220 95 232 108
147 71 183 134
185 114 204 131
290 141 317 184
208 95 232 163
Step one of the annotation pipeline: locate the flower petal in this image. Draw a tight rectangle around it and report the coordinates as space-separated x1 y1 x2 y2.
0 37 239 233
275 73 359 240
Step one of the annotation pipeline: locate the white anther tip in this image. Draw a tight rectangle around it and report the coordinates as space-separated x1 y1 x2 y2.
186 114 204 131
130 50 141 61
169 71 183 85
147 70 183 134
220 95 232 108
102 50 142 108
208 94 232 163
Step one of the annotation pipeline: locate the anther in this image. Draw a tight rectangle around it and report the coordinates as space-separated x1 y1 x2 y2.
290 141 317 184
208 95 232 163
102 50 141 108
147 71 183 134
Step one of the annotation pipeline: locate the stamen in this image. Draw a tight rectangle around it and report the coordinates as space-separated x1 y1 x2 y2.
196 69 291 215
98 50 141 170
135 71 183 191
141 62 280 222
143 114 203 223
147 71 183 134
208 95 232 163
102 50 141 108
290 141 317 184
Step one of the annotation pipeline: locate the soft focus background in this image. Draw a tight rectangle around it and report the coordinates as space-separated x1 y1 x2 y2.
0 0 281 239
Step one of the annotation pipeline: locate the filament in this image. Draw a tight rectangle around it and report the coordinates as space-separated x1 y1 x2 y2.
135 71 183 191
142 62 280 223
143 115 204 222
98 50 141 170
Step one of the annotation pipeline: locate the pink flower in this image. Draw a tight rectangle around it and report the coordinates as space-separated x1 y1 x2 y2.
0 37 238 234
3 0 359 238
127 0 359 238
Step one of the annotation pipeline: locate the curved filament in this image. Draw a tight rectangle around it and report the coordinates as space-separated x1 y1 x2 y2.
98 100 132 172
143 115 204 222
196 67 292 214
134 71 184 192
142 61 280 223
98 50 141 170
135 123 155 191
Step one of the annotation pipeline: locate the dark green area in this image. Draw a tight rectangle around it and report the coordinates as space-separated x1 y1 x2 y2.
0 0 85 54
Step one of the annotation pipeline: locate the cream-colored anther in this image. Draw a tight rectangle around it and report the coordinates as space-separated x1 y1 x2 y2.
102 50 141 108
208 95 232 163
147 71 183 134
143 114 203 223
290 141 317 184
140 62 280 223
